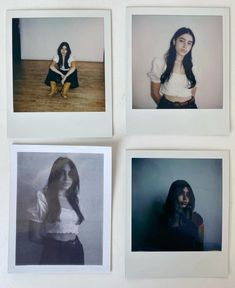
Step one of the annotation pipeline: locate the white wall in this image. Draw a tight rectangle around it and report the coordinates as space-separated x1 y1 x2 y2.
132 15 223 109
1 0 235 288
20 18 104 61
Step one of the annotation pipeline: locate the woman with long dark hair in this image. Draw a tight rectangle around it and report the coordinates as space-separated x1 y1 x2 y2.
45 42 79 98
29 157 85 265
148 27 198 109
158 180 204 251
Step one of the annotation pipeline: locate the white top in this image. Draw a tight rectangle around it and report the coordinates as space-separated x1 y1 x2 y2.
53 54 75 71
29 189 79 235
147 57 198 98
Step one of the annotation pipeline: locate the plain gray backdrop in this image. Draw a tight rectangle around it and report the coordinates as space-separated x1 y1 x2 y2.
16 152 104 265
132 158 222 251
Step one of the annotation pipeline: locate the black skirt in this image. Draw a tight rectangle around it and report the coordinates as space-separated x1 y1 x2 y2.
44 68 79 89
157 95 197 109
40 236 84 265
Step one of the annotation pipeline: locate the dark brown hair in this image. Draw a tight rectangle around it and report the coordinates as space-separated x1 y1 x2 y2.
44 157 81 223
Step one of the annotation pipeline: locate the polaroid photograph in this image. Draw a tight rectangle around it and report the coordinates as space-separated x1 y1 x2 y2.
126 150 229 277
126 7 230 135
9 144 112 273
7 10 112 137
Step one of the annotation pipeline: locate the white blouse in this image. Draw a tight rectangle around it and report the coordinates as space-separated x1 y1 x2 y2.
53 54 75 71
29 189 79 235
147 57 198 98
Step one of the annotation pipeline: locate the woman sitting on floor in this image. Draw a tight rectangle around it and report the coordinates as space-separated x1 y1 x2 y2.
45 41 79 99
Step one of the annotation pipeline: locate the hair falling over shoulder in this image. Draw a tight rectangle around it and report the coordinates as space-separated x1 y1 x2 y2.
160 27 197 89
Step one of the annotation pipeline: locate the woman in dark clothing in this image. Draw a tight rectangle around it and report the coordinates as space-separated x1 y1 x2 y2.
45 42 79 98
158 180 204 251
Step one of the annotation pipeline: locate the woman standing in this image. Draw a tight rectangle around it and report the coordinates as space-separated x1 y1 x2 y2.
158 180 204 251
28 157 85 265
148 27 198 109
45 42 79 98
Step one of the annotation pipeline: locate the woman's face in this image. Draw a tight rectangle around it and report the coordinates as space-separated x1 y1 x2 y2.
58 163 73 190
174 33 193 57
177 186 190 208
60 45 68 56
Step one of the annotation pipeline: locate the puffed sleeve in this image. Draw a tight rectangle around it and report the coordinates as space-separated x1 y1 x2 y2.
147 57 166 83
67 55 76 68
69 55 76 62
52 55 59 63
28 190 48 223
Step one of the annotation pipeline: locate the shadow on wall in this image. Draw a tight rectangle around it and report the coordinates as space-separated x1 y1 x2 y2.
132 199 163 251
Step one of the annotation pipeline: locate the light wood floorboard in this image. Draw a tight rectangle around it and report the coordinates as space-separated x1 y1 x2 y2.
13 60 105 112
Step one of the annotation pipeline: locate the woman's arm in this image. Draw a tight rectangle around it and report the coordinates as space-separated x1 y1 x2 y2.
76 203 85 225
151 82 162 105
198 223 204 243
195 223 204 251
28 190 48 244
28 220 45 244
191 86 197 97
61 61 76 85
49 60 64 77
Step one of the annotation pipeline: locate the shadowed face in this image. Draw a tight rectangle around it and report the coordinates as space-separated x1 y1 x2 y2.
175 33 193 57
177 186 190 208
60 45 68 56
58 163 73 190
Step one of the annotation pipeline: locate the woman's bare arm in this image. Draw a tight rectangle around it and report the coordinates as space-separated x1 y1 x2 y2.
151 82 162 104
191 86 197 97
61 61 76 85
49 60 64 77
28 220 45 244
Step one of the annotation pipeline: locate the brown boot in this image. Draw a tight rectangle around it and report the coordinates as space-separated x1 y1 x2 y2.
61 82 71 98
48 81 58 96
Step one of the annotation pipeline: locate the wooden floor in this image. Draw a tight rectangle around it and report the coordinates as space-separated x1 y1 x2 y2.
13 60 105 112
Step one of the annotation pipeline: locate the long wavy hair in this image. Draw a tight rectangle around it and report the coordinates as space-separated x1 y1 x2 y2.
164 179 195 217
160 27 196 88
44 157 81 223
57 42 71 69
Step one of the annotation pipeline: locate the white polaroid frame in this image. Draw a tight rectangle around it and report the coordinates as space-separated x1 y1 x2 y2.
6 10 112 138
9 144 112 273
126 7 230 135
126 150 229 278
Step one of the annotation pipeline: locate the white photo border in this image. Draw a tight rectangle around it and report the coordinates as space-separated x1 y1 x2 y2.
9 144 112 273
126 149 229 278
126 7 230 135
7 9 112 138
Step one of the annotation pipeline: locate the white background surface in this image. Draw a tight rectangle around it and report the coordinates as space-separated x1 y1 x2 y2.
0 0 235 287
